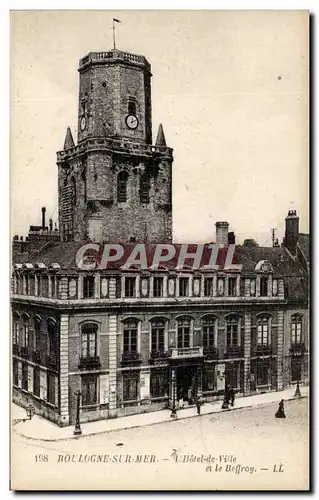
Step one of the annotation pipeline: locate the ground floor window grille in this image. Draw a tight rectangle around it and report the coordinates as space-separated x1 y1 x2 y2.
33 367 40 397
81 376 97 406
256 360 270 386
123 372 138 401
13 359 19 386
47 373 56 404
151 370 168 398
22 363 28 391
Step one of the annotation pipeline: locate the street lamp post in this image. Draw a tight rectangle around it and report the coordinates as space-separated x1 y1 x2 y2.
221 374 229 409
170 369 177 418
73 390 82 436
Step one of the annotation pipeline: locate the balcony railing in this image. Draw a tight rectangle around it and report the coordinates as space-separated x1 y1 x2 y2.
46 353 58 371
121 352 141 364
203 346 219 360
149 350 169 364
78 356 101 370
20 346 29 359
254 345 272 357
170 347 204 359
32 350 42 364
290 342 306 355
224 345 244 359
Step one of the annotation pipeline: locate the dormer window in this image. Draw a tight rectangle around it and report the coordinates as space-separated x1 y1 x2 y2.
260 277 268 297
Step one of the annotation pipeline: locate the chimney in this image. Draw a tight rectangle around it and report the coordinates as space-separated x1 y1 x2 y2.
284 209 299 254
49 218 53 231
215 221 229 245
228 231 236 245
41 207 46 230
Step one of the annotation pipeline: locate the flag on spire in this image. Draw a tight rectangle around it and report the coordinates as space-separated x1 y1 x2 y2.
112 18 122 49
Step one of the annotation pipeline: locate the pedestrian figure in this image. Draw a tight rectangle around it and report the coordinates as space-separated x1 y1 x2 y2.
196 398 201 415
188 387 193 405
275 399 286 418
178 390 184 409
229 386 235 407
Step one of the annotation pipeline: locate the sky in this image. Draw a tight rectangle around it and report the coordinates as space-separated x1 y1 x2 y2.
10 10 309 245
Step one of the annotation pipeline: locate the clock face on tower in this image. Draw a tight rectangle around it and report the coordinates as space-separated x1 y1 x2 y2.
80 116 87 131
125 114 139 130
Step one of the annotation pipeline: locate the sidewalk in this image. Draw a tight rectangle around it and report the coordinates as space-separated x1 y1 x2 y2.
12 386 309 443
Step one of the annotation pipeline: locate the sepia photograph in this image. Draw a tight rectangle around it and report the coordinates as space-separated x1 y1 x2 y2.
10 9 309 491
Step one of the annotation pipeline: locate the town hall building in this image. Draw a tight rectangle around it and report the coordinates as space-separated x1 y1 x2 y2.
11 48 309 426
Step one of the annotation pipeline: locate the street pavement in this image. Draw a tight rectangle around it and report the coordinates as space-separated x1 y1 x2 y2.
11 397 309 491
11 385 309 442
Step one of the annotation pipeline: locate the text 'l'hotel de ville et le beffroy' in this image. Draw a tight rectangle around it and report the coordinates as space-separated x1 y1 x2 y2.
11 47 309 426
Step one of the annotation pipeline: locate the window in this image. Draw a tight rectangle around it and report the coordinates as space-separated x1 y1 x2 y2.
22 315 29 348
177 317 191 348
124 277 136 298
50 276 56 298
203 316 216 348
34 316 41 351
257 359 269 386
81 323 98 358
140 173 150 204
153 277 164 298
83 276 95 299
179 278 189 297
226 316 239 347
117 171 128 202
82 375 97 406
123 319 138 354
228 277 237 297
203 365 216 392
48 319 58 356
25 277 29 295
123 372 138 401
151 369 168 398
128 97 137 115
33 367 40 396
257 316 270 346
41 276 49 297
22 363 28 391
29 276 35 296
260 277 268 297
151 319 165 353
204 278 214 297
47 373 56 405
291 314 302 344
13 320 20 345
13 359 19 386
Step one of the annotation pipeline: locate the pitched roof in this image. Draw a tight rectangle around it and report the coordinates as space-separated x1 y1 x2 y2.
298 233 310 263
13 241 306 278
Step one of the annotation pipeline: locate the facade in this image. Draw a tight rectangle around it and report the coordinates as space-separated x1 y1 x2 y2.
11 47 309 427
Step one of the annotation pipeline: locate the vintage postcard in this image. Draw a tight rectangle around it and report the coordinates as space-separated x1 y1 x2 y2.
10 10 309 491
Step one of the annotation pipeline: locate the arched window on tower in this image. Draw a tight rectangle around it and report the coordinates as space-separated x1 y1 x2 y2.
118 171 128 202
140 172 150 204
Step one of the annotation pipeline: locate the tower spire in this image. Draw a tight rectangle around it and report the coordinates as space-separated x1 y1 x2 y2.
155 123 166 147
64 126 75 150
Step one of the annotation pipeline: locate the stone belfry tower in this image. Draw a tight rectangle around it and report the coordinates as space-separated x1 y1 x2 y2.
57 49 173 243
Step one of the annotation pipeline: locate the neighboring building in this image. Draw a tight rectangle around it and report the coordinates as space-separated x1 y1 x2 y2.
11 47 309 426
12 207 60 259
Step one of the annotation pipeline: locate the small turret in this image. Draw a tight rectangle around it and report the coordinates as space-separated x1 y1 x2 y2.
155 123 167 147
64 127 75 150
